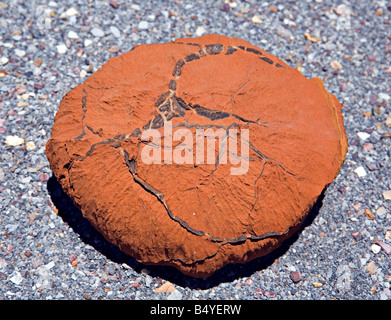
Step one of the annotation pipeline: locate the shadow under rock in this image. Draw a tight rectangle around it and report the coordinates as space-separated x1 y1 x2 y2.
47 175 324 290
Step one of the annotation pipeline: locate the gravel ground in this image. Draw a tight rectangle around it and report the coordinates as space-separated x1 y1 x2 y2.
0 0 390 301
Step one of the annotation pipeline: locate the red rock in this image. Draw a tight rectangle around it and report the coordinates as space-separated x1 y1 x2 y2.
129 282 141 288
376 240 391 255
69 254 78 266
34 83 44 90
289 271 302 283
40 173 48 182
69 254 78 263
351 231 362 240
263 290 277 298
45 35 347 277
109 0 119 9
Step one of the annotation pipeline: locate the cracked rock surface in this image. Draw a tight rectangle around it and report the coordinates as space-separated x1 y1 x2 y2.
46 34 347 277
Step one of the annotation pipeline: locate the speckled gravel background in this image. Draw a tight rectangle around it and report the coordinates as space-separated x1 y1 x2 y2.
0 0 390 300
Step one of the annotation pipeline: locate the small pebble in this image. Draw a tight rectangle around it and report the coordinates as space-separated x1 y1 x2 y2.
251 15 263 24
56 44 67 54
5 135 24 146
110 26 121 38
0 57 8 65
276 26 293 39
354 166 367 177
263 290 276 298
364 209 375 220
330 60 342 70
382 190 391 200
109 0 119 9
34 83 44 90
376 241 391 255
378 93 390 101
289 271 302 283
84 39 93 47
376 206 387 217
304 32 320 43
366 261 377 275
129 282 141 288
155 281 175 293
107 264 116 275
195 26 206 36
90 27 105 37
138 21 149 30
369 95 377 105
221 3 230 12
366 162 377 171
67 31 79 39
357 132 370 141
352 231 362 240
25 141 36 151
14 49 26 58
371 243 381 254
65 7 79 16
362 143 373 152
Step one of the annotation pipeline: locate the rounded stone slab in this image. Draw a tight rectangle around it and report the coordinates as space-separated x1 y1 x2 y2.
46 34 348 277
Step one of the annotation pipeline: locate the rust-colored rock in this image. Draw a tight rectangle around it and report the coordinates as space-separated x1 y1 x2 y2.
46 34 347 277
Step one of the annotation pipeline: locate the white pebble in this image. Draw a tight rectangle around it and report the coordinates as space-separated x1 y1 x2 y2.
80 69 87 78
379 93 390 101
25 141 36 151
195 26 206 36
65 7 79 16
371 243 381 254
147 14 156 21
5 135 24 146
357 132 370 141
354 166 367 177
130 4 140 10
84 39 93 47
0 56 9 65
67 30 79 39
110 26 121 38
252 15 263 24
14 49 26 57
276 26 293 39
138 21 149 30
56 44 67 54
90 27 105 37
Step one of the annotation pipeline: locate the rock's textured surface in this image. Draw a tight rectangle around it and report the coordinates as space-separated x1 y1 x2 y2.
46 34 347 277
